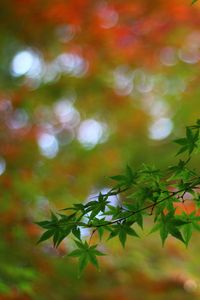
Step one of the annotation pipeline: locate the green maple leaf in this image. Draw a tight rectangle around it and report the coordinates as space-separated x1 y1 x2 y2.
68 240 105 277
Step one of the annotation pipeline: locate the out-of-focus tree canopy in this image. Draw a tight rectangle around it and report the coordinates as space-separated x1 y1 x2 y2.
1 0 200 299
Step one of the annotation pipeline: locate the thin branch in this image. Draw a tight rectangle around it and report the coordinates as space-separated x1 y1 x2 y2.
79 180 200 229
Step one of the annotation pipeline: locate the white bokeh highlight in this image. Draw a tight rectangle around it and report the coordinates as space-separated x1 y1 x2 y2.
56 53 88 77
38 133 59 158
113 66 134 96
149 118 173 140
77 119 108 149
11 49 43 78
54 100 80 127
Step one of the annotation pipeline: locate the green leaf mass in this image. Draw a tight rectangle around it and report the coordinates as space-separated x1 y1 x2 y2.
36 120 200 275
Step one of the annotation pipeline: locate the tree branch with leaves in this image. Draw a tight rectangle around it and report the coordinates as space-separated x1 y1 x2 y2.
36 120 200 276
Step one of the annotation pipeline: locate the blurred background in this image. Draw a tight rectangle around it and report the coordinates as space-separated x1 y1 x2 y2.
1 0 200 299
